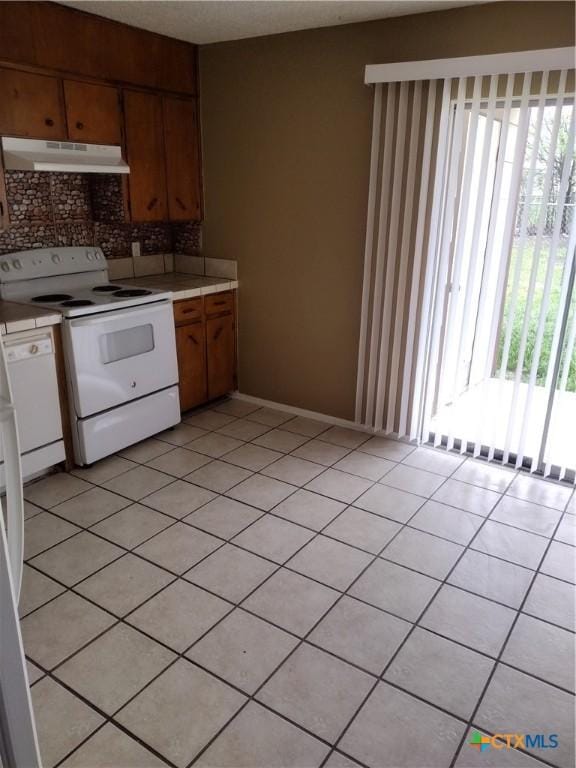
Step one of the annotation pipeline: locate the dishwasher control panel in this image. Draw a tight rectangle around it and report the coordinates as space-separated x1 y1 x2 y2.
4 334 53 362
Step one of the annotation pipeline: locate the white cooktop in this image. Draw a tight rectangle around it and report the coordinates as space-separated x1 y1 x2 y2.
0 247 172 317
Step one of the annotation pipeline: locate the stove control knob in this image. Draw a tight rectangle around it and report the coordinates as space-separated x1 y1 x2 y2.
1 262 10 272
86 251 94 261
51 253 61 264
95 251 102 260
12 259 22 270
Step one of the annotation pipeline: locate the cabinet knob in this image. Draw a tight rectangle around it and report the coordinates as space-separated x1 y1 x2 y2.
76 121 84 130
45 118 54 127
175 197 186 210
147 197 158 211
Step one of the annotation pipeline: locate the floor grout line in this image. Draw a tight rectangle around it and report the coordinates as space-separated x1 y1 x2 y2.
446 502 575 768
19 401 575 768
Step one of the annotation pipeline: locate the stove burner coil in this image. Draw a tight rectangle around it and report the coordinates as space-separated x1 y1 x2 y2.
60 299 95 307
113 289 152 297
32 294 73 302
92 285 123 293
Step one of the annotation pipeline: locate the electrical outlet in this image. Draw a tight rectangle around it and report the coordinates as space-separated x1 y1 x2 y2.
131 241 141 258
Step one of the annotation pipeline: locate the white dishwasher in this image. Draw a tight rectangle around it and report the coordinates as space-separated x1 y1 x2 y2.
0 328 65 485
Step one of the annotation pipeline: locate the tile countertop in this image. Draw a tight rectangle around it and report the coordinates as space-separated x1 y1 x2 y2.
124 273 238 301
0 301 62 336
0 274 237 335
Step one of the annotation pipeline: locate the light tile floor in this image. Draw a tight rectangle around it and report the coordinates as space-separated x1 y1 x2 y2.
18 398 576 768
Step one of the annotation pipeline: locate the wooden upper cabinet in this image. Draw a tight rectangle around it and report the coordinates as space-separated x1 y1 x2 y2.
20 1 197 95
0 2 36 65
0 68 65 139
123 90 167 222
163 96 202 221
64 80 121 144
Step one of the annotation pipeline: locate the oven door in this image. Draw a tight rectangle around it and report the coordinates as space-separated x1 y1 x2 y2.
64 301 179 418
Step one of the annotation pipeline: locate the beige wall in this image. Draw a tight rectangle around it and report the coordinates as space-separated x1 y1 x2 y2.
199 2 575 420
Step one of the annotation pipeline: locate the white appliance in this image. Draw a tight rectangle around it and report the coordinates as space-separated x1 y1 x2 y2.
1 137 129 174
0 335 41 767
0 328 65 484
0 247 180 466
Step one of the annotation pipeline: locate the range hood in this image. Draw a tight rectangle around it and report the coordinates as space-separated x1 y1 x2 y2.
1 137 130 174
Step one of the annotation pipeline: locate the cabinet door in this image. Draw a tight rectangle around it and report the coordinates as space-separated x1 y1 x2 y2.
206 313 235 400
0 151 9 231
176 322 207 411
123 90 167 222
27 2 196 94
163 96 202 221
0 3 35 65
0 68 65 139
64 80 121 144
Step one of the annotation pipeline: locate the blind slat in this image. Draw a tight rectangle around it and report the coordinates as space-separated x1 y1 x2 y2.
503 70 565 465
355 83 383 423
374 81 410 430
454 74 499 453
400 79 439 437
439 76 484 451
364 83 396 427
518 94 574 470
422 77 469 441
485 71 534 461
386 81 423 433
471 72 517 457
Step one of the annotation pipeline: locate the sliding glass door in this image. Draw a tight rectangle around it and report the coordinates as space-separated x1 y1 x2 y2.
423 73 575 479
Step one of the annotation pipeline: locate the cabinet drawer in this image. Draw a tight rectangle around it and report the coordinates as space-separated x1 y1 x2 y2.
174 297 203 324
205 291 234 317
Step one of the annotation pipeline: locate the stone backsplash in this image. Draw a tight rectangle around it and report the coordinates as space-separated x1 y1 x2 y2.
0 171 201 258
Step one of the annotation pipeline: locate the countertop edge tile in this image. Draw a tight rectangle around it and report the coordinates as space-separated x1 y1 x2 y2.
0 301 62 335
124 273 237 301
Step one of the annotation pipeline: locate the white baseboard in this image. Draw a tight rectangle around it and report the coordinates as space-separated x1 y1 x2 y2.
230 392 418 445
230 391 375 433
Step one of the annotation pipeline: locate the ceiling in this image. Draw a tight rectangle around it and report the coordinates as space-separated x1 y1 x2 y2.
61 1 488 45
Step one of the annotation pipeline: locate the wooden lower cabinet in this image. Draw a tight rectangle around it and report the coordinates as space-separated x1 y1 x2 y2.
174 291 236 411
206 313 235 400
175 321 207 411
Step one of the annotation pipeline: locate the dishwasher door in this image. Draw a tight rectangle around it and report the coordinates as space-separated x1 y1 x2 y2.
0 329 63 458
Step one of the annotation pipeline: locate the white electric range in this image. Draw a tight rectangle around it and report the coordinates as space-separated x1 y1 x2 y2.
0 247 181 465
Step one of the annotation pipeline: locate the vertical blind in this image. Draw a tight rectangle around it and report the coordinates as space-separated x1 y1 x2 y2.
356 53 575 479
355 78 445 437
